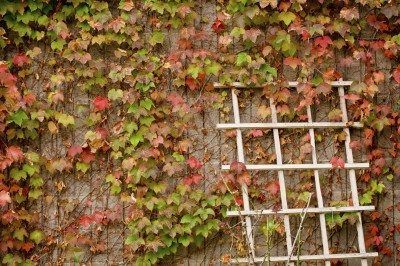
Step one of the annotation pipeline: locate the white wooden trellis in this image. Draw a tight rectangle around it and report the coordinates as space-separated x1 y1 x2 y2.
215 80 378 265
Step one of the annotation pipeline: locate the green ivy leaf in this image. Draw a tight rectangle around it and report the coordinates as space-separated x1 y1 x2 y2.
55 113 75 127
149 31 165 46
236 52 252 67
178 235 193 247
10 168 27 181
30 230 44 244
108 88 123 101
51 39 66 51
13 228 28 241
130 133 144 148
76 162 90 173
140 98 154 110
172 152 184 162
28 189 43 199
9 109 29 126
187 64 202 78
278 11 296 26
205 61 222 76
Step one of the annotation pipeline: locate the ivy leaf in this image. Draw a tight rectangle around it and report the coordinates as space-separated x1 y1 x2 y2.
278 11 296 26
259 0 278 8
236 52 251 67
50 39 66 51
55 113 75 127
28 189 43 199
9 109 29 126
360 191 373 205
178 235 193 247
327 108 343 121
93 96 110 111
283 57 302 69
187 64 202 78
187 156 202 169
107 89 123 101
172 152 184 162
231 27 245 38
29 230 44 244
12 53 30 67
23 164 36 176
130 133 144 148
211 19 225 34
205 61 221 76
10 168 27 181
139 98 154 110
149 31 165 46
371 117 390 132
393 66 400 84
261 64 277 78
76 162 90 173
6 146 24 162
0 191 12 207
257 105 271 119
13 228 27 241
67 145 83 157
330 156 345 169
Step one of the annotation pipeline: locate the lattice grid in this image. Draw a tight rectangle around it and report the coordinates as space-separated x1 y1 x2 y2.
215 80 378 265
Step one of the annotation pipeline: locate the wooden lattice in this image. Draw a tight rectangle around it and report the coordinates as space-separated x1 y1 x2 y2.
215 80 378 265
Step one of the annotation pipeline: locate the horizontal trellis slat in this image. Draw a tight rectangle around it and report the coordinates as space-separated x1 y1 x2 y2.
221 163 369 171
226 205 375 216
213 80 353 89
230 252 379 263
216 122 363 129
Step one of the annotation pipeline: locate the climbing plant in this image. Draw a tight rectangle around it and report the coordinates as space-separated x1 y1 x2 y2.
0 0 399 265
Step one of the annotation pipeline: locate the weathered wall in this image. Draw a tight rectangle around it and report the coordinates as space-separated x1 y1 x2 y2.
1 1 399 265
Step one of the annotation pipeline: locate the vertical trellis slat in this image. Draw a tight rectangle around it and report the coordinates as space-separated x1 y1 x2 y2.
269 98 294 266
338 84 368 266
231 89 256 261
306 105 331 266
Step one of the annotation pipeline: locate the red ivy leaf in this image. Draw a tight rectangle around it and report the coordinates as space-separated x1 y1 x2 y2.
330 156 345 169
234 195 243 206
191 174 203 185
68 145 83 158
393 66 400 84
80 148 95 163
183 174 203 186
93 96 109 111
78 215 93 229
314 36 333 49
250 129 263 137
266 181 280 195
187 156 202 169
211 19 225 34
12 53 30 67
0 191 12 207
167 92 185 106
6 146 24 162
